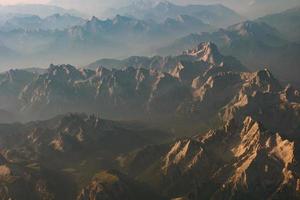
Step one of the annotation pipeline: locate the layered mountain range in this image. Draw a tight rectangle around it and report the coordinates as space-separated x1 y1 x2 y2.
81 6 300 88
258 6 300 42
0 42 246 124
157 19 300 87
0 41 299 199
106 0 243 27
0 1 299 90
0 1 299 199
121 115 300 199
0 14 86 31
0 42 299 134
0 4 83 18
0 1 243 68
0 13 216 68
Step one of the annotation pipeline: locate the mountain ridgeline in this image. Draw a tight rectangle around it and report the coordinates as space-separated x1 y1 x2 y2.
157 20 300 87
106 1 243 27
0 13 215 68
0 1 300 198
0 1 299 90
1 42 247 124
0 1 244 68
0 13 86 31
0 40 299 199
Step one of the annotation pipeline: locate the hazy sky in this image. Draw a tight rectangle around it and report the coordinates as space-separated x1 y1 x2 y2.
0 0 49 4
0 0 300 18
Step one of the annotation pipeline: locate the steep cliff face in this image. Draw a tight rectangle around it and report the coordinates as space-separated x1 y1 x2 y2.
122 116 300 199
222 70 300 138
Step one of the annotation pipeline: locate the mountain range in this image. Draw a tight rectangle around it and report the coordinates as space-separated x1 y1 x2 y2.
0 14 86 31
0 42 299 199
121 114 300 199
191 0 300 18
1 3 298 87
106 1 244 27
0 4 83 18
47 0 300 19
258 6 300 42
0 42 299 135
0 2 300 199
0 13 216 68
0 43 245 124
0 113 170 199
157 19 300 87
0 1 246 69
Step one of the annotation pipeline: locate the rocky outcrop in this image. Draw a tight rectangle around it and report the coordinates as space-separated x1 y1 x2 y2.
123 116 300 199
222 70 300 138
18 64 190 120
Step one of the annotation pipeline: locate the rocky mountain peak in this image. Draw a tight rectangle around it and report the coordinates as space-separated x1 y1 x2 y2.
240 69 282 93
162 139 204 175
242 116 261 131
232 20 258 33
256 68 274 81
228 20 282 40
145 114 299 199
254 69 281 90
48 64 76 73
282 84 300 103
47 64 85 81
90 16 99 23
236 116 263 145
183 42 223 65
84 16 102 31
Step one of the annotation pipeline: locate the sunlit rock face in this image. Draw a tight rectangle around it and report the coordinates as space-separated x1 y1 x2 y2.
122 116 300 199
158 19 300 87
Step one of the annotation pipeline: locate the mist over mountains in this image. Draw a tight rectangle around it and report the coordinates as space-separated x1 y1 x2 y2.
48 0 300 18
157 20 300 86
0 41 300 199
0 0 299 87
105 1 243 27
0 2 239 68
0 4 83 18
0 1 300 200
0 13 86 31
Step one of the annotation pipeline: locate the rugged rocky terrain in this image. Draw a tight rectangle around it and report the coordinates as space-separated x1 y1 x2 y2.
112 60 300 199
0 113 170 200
158 20 300 87
1 42 299 136
0 1 299 199
122 116 300 199
0 41 299 199
0 42 246 123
